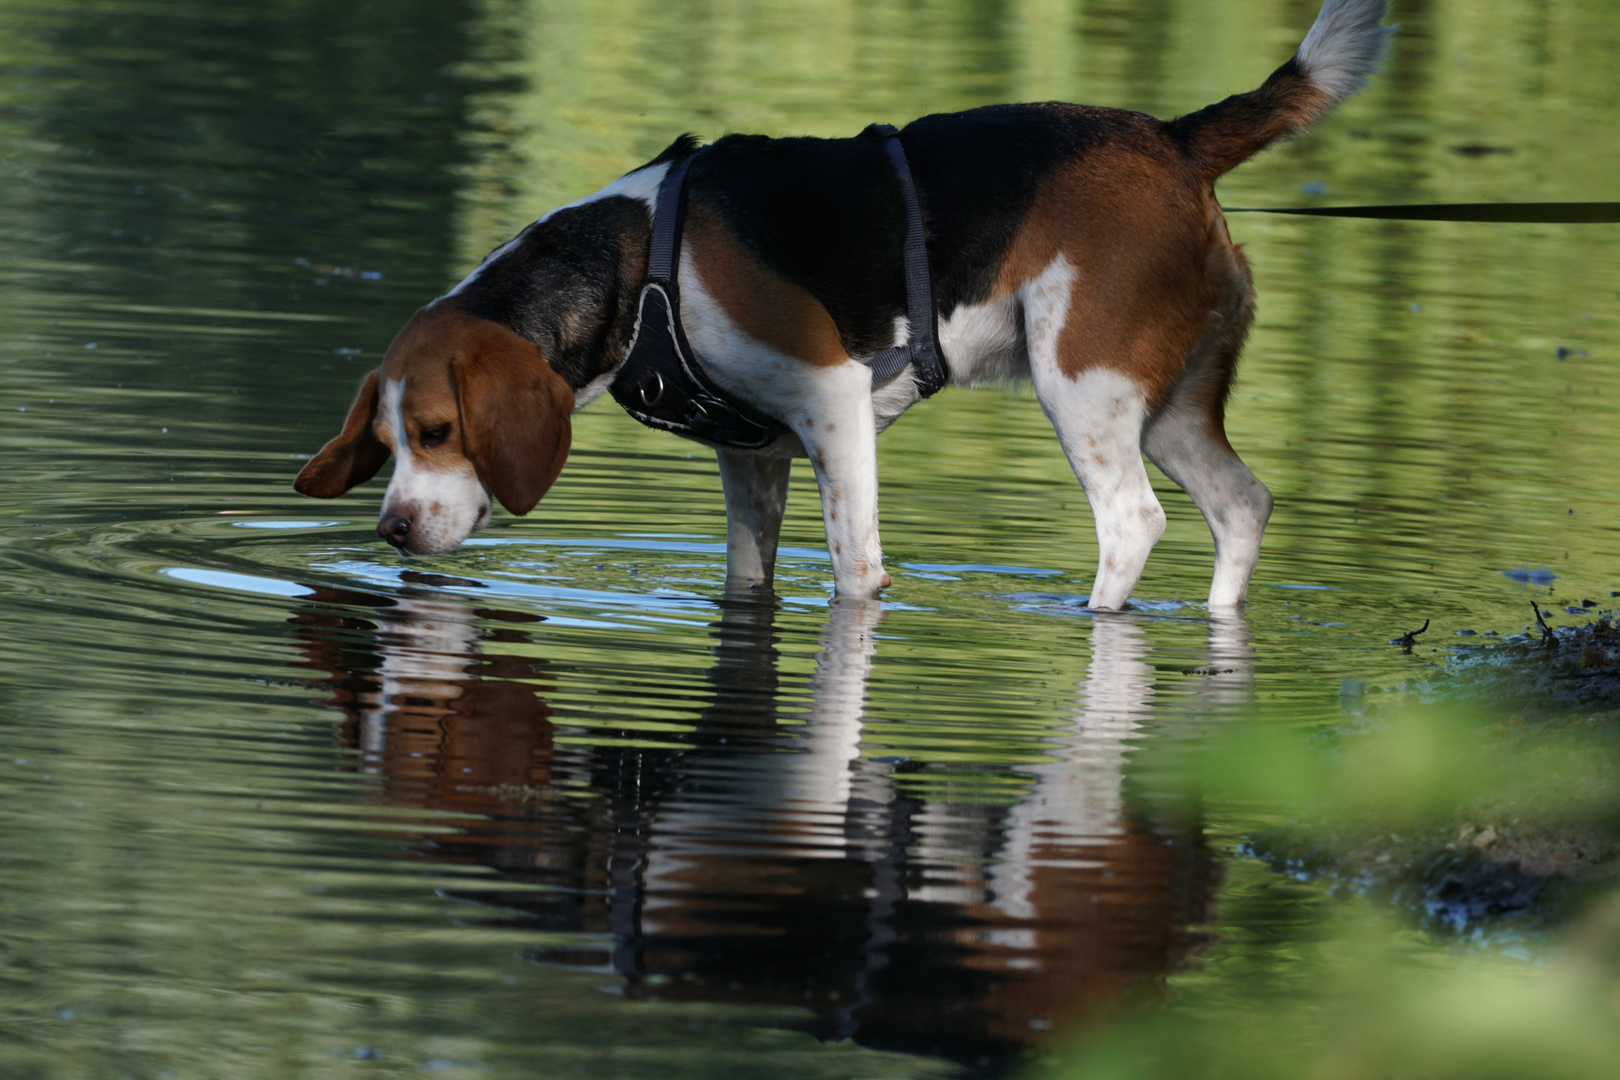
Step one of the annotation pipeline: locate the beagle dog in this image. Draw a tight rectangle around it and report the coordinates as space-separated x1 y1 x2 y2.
295 0 1388 610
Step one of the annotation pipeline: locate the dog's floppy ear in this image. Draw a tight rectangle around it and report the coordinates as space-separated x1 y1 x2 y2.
453 326 574 516
294 371 392 498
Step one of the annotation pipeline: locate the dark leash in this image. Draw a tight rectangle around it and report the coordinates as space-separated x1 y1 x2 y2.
1223 202 1620 223
610 126 947 450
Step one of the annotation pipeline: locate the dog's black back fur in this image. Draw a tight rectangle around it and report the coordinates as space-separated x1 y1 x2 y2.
453 196 651 390
452 103 1164 390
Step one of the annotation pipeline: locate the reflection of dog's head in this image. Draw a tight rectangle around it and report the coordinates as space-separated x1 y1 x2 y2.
291 594 554 811
293 301 574 556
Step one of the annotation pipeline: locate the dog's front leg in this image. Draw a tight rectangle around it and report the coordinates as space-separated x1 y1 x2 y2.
716 446 791 586
789 364 888 599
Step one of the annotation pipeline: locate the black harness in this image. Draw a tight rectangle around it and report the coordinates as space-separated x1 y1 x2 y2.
609 125 946 449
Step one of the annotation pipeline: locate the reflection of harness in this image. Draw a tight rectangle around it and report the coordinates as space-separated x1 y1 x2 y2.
609 125 947 450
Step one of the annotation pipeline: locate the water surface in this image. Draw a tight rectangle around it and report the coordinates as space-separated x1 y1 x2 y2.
2 1 1618 1077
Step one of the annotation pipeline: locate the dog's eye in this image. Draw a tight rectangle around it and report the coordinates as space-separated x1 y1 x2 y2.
419 423 452 448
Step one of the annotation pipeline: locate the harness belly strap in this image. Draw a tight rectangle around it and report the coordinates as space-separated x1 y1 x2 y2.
860 124 947 396
609 129 947 450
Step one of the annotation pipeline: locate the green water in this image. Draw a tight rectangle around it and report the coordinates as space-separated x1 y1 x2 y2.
2 1 1618 1077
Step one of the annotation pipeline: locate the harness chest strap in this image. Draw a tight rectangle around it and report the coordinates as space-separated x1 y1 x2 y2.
608 128 947 449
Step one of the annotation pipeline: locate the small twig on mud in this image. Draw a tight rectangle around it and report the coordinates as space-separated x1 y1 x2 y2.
1530 601 1556 646
1392 619 1430 652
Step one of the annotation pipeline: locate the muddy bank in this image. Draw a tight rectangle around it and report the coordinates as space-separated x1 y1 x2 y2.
1250 611 1620 931
1365 605 1620 716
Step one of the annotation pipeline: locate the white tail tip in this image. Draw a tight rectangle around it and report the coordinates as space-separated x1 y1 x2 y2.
1297 0 1393 103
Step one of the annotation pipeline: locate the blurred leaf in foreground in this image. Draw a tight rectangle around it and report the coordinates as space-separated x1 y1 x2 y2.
1177 703 1620 829
1039 699 1620 1079
1046 894 1620 1080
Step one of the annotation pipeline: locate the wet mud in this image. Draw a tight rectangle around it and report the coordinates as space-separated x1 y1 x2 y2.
1252 610 1620 932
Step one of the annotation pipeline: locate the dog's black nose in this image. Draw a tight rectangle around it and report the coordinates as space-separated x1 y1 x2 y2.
378 514 412 546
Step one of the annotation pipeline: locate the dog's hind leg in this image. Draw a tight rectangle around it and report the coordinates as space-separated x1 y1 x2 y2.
1038 370 1166 611
1141 297 1273 609
716 446 792 586
1025 259 1166 611
1143 399 1272 609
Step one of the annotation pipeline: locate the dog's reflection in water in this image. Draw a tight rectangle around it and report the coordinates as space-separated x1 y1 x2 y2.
294 585 1248 1073
292 578 554 816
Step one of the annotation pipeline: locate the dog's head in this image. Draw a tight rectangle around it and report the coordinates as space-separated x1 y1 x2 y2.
294 302 574 555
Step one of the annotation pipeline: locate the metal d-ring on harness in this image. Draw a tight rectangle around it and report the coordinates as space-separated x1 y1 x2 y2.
609 125 947 450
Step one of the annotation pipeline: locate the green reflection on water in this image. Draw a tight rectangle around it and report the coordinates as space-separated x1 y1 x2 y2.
2 0 1618 1077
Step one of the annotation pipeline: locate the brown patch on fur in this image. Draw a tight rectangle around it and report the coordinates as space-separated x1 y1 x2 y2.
1175 240 1257 448
295 370 392 497
994 137 1252 412
685 205 849 368
302 301 576 515
411 304 574 515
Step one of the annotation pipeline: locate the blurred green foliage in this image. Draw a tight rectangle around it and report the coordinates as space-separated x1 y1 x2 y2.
1184 704 1620 827
1054 898 1620 1080
1047 700 1620 1080
1046 892 1620 1079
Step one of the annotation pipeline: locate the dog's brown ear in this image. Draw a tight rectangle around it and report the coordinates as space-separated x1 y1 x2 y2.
453 328 574 515
294 371 392 498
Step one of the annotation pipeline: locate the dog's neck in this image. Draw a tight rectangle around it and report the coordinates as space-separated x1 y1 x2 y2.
448 195 653 394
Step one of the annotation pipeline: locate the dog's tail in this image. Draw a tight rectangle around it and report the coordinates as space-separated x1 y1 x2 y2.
1169 0 1391 182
